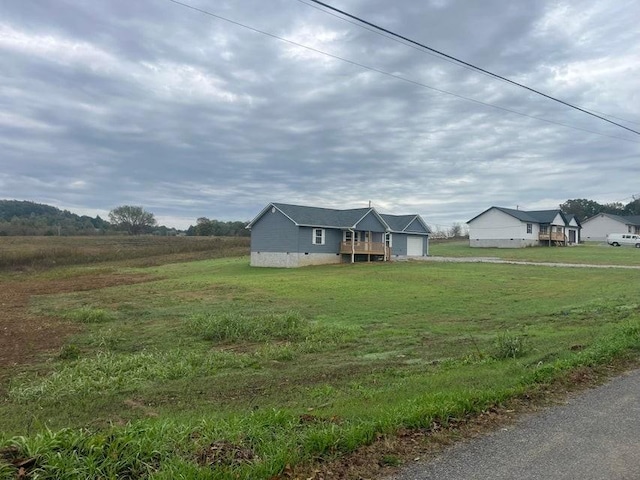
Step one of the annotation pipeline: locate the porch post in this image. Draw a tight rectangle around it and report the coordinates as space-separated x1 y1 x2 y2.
350 229 355 263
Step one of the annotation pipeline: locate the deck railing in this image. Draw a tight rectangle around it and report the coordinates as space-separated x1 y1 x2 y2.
339 241 389 256
538 232 566 242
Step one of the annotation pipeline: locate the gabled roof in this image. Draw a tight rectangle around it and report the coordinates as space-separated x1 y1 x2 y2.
467 206 572 226
273 203 375 229
380 214 432 233
582 213 640 226
247 202 430 234
565 214 582 227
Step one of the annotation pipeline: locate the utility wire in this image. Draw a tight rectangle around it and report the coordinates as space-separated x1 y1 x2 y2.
295 0 488 78
305 0 640 136
166 0 639 144
298 0 640 128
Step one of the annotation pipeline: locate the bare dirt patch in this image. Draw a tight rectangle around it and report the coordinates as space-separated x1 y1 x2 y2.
0 272 154 377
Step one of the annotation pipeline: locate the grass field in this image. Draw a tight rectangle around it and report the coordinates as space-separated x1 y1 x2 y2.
0 235 250 270
430 240 640 265
1 240 640 478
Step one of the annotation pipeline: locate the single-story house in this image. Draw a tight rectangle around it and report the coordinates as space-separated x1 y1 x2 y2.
247 202 431 267
467 206 581 248
581 213 640 242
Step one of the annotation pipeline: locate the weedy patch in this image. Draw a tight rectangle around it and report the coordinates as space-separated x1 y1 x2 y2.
58 343 81 360
65 306 116 323
188 310 308 343
8 349 252 403
196 440 258 467
492 332 527 359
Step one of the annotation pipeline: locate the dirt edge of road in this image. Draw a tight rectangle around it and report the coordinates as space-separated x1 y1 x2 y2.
282 360 640 480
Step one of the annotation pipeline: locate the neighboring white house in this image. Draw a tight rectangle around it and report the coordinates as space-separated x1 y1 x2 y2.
581 213 640 242
467 206 580 248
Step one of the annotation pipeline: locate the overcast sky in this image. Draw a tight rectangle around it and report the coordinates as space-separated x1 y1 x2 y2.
1 0 638 230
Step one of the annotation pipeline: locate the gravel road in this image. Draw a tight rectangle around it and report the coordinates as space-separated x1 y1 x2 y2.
386 369 640 480
415 256 640 269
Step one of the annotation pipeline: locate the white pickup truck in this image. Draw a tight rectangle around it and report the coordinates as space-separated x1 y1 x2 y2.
606 233 640 247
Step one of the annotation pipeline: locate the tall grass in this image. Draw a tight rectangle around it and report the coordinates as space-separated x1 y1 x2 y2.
187 310 358 345
8 350 252 403
189 310 309 342
0 236 249 270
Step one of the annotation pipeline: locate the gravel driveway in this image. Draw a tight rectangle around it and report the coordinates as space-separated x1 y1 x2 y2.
415 256 640 269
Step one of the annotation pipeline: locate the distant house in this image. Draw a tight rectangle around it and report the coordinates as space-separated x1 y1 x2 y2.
467 206 581 248
247 202 431 267
581 213 640 242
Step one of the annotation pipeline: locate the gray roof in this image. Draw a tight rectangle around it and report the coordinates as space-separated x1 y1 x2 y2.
625 215 640 225
380 214 431 233
468 206 572 226
271 203 371 228
248 202 431 234
590 213 640 226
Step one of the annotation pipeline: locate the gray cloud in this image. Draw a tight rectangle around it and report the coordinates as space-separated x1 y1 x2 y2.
0 0 638 229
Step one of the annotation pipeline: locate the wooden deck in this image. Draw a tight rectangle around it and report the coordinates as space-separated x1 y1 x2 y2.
538 232 566 242
340 241 390 256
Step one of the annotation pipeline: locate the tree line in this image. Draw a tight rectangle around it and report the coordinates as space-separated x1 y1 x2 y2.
560 197 640 222
186 217 250 237
0 200 110 236
4 197 637 237
0 200 250 237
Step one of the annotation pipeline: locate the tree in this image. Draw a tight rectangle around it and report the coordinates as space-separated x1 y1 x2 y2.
108 205 156 235
559 199 604 221
448 222 462 238
195 217 214 236
623 198 640 215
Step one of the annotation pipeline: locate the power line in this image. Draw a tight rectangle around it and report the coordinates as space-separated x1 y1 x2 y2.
305 0 640 136
298 0 640 128
165 0 639 144
295 0 487 77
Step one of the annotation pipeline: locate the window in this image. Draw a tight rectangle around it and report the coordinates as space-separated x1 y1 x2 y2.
344 231 364 242
385 233 393 247
540 225 548 234
312 228 325 245
526 223 532 234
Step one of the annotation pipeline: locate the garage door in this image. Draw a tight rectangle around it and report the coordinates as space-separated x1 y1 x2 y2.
407 236 423 256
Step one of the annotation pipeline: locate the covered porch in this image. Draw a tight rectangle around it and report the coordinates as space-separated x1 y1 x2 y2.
340 229 391 262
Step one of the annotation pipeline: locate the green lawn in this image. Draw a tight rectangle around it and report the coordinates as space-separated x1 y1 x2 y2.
430 240 640 265
2 256 640 478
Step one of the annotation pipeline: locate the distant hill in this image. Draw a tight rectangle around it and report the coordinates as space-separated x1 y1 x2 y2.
0 200 109 236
